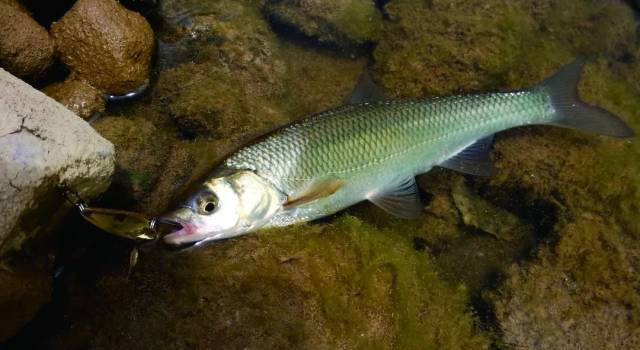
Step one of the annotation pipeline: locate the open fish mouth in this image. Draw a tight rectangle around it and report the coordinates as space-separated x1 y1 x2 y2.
156 218 203 246
153 218 185 238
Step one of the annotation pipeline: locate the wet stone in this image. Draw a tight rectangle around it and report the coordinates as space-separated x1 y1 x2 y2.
43 79 105 120
0 0 54 78
451 179 522 241
51 0 155 95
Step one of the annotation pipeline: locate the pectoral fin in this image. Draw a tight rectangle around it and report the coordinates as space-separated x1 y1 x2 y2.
368 176 422 219
438 135 494 176
284 177 345 209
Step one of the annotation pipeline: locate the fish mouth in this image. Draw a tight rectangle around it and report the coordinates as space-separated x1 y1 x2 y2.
154 218 189 245
157 217 203 247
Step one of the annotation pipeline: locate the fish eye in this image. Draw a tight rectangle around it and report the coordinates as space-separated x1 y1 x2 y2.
197 192 218 215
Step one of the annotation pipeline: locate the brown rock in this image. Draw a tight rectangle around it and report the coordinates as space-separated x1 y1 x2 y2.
43 79 105 120
51 0 154 95
0 1 54 78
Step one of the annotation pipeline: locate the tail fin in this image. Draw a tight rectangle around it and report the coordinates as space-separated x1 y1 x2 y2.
540 57 634 138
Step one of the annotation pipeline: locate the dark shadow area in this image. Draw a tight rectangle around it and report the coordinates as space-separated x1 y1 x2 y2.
20 0 75 28
264 12 374 59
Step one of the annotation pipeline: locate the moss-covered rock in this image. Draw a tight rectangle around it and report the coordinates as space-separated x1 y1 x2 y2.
45 216 488 349
493 215 640 350
43 79 105 120
374 0 636 97
264 0 382 47
154 0 364 140
92 109 172 212
87 0 364 217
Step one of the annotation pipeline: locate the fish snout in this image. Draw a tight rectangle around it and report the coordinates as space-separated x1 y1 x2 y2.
155 211 191 246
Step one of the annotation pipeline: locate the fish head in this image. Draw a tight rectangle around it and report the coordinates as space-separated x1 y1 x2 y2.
161 170 285 246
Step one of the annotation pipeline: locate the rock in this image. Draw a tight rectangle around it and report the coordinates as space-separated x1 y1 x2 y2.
0 68 114 341
493 215 640 350
0 67 114 253
43 78 105 120
374 0 636 97
43 216 490 349
451 179 523 241
0 1 54 78
51 0 154 95
264 0 382 47
154 0 364 139
92 112 172 211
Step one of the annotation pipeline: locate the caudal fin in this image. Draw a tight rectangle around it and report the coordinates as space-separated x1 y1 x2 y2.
540 57 634 138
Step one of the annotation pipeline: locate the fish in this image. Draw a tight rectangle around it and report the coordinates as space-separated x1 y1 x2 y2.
161 58 634 246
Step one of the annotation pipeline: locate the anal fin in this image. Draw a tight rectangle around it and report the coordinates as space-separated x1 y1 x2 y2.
368 176 422 219
438 135 494 176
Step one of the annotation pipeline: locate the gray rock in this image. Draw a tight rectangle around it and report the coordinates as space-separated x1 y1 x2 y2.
0 68 114 254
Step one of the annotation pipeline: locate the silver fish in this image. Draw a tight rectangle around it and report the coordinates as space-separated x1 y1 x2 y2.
161 58 633 246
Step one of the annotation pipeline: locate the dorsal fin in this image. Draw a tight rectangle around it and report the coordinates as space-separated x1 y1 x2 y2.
368 176 422 218
284 177 344 209
347 70 386 104
439 135 494 176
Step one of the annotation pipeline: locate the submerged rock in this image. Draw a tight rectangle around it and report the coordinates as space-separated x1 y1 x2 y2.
374 0 636 97
484 58 640 350
264 0 382 47
92 111 172 211
493 215 640 350
51 0 154 95
113 0 364 214
47 216 490 349
0 68 114 340
0 0 54 78
154 0 363 140
451 179 522 241
43 78 105 120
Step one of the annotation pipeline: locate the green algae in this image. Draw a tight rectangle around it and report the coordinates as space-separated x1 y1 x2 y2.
153 0 364 141
264 0 382 47
49 216 489 349
493 215 640 349
92 109 173 212
374 0 636 96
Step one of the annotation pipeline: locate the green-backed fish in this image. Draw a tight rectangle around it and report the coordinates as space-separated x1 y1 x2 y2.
161 58 634 246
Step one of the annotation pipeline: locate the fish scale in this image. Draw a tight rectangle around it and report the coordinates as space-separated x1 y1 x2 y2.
226 90 550 199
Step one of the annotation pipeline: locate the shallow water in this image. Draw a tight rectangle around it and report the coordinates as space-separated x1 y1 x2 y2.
3 0 640 349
